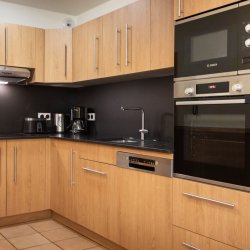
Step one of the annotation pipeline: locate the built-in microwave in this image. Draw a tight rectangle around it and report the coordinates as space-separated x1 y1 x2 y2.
174 1 250 81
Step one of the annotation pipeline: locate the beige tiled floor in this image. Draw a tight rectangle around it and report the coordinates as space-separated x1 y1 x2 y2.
0 219 109 250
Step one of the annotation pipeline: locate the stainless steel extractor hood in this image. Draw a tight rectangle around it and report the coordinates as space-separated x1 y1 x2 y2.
0 66 31 85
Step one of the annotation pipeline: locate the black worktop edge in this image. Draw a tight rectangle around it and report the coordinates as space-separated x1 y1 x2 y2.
0 134 173 154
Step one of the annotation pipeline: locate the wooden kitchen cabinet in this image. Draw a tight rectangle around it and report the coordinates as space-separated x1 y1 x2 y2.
50 140 78 221
6 139 47 216
0 24 44 82
45 28 72 83
0 141 6 218
73 17 103 82
103 0 150 77
174 0 239 20
173 226 239 250
173 178 250 249
76 159 119 241
0 24 5 65
151 0 174 69
118 168 172 250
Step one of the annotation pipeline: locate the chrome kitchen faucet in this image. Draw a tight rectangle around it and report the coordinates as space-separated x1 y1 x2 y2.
121 106 148 140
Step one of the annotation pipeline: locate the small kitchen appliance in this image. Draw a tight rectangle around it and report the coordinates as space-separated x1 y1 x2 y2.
54 113 70 133
70 107 88 134
23 118 47 134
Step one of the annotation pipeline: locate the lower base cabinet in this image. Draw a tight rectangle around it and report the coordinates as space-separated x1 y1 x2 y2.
0 141 6 218
173 178 250 249
173 226 239 250
76 159 119 242
118 167 172 250
50 140 78 222
6 139 47 216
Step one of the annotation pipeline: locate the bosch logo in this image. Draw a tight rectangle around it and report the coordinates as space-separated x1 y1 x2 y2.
207 63 218 68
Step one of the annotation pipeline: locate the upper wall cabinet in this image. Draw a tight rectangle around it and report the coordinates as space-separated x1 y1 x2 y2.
174 0 239 20
151 0 174 69
0 24 44 82
0 24 5 66
45 28 72 83
102 0 151 77
73 17 103 82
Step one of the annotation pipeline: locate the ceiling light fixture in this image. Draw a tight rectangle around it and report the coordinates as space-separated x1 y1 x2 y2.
0 81 8 85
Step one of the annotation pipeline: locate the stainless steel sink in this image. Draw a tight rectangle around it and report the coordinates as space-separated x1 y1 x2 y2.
97 138 140 143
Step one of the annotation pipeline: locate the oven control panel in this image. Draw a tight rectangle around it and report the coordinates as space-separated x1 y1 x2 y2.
174 75 250 99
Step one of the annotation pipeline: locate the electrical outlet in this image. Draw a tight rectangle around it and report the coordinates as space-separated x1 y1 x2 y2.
87 113 96 121
38 113 51 120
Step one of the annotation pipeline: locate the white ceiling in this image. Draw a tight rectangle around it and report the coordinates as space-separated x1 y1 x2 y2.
0 0 110 15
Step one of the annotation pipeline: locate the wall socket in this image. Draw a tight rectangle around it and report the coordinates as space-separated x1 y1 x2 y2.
38 113 51 120
87 113 96 121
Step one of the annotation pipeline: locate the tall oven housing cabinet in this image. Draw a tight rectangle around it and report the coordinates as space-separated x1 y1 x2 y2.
174 1 250 191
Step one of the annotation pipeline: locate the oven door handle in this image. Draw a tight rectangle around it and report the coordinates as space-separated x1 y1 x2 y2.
175 99 246 106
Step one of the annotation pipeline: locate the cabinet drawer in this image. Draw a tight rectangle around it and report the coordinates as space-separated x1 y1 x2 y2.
78 143 116 165
173 178 249 249
173 226 239 250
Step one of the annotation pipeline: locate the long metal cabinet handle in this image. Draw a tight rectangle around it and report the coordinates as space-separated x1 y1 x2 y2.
13 146 17 184
70 149 76 186
5 27 7 64
82 167 107 176
125 24 131 66
183 192 235 208
94 36 99 70
182 242 201 250
65 45 67 78
178 0 182 17
116 28 121 66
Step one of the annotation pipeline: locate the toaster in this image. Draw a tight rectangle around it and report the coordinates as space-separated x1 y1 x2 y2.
23 118 47 134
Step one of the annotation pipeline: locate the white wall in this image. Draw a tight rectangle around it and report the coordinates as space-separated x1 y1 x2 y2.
0 0 138 29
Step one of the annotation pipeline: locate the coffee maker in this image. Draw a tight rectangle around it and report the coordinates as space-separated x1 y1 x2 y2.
70 107 88 134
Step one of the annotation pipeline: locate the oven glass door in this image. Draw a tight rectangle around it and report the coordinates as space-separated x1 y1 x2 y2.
175 7 238 78
174 98 250 188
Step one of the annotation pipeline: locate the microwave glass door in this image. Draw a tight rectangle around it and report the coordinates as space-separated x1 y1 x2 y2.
175 7 238 78
174 100 250 187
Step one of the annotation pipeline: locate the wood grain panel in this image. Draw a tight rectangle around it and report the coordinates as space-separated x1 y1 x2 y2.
151 0 174 69
0 24 5 65
6 139 47 216
173 226 239 250
0 140 6 218
173 178 250 249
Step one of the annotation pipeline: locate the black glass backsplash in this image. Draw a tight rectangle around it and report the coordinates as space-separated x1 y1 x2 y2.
0 77 174 141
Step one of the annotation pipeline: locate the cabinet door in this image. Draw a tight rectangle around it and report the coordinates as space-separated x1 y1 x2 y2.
0 24 5 65
0 141 6 218
45 29 72 83
103 8 123 77
173 226 239 250
119 168 172 250
122 0 150 74
6 24 36 68
72 24 88 82
151 0 174 69
73 18 103 82
6 139 47 216
173 178 249 249
174 0 239 20
76 159 118 240
50 140 78 221
31 28 45 83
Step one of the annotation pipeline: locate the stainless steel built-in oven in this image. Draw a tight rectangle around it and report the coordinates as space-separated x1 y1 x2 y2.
174 75 250 191
175 2 250 80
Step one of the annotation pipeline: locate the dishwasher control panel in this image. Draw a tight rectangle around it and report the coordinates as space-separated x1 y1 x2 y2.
117 152 173 177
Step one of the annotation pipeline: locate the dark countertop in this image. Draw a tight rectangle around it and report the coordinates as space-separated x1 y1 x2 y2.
0 133 173 154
